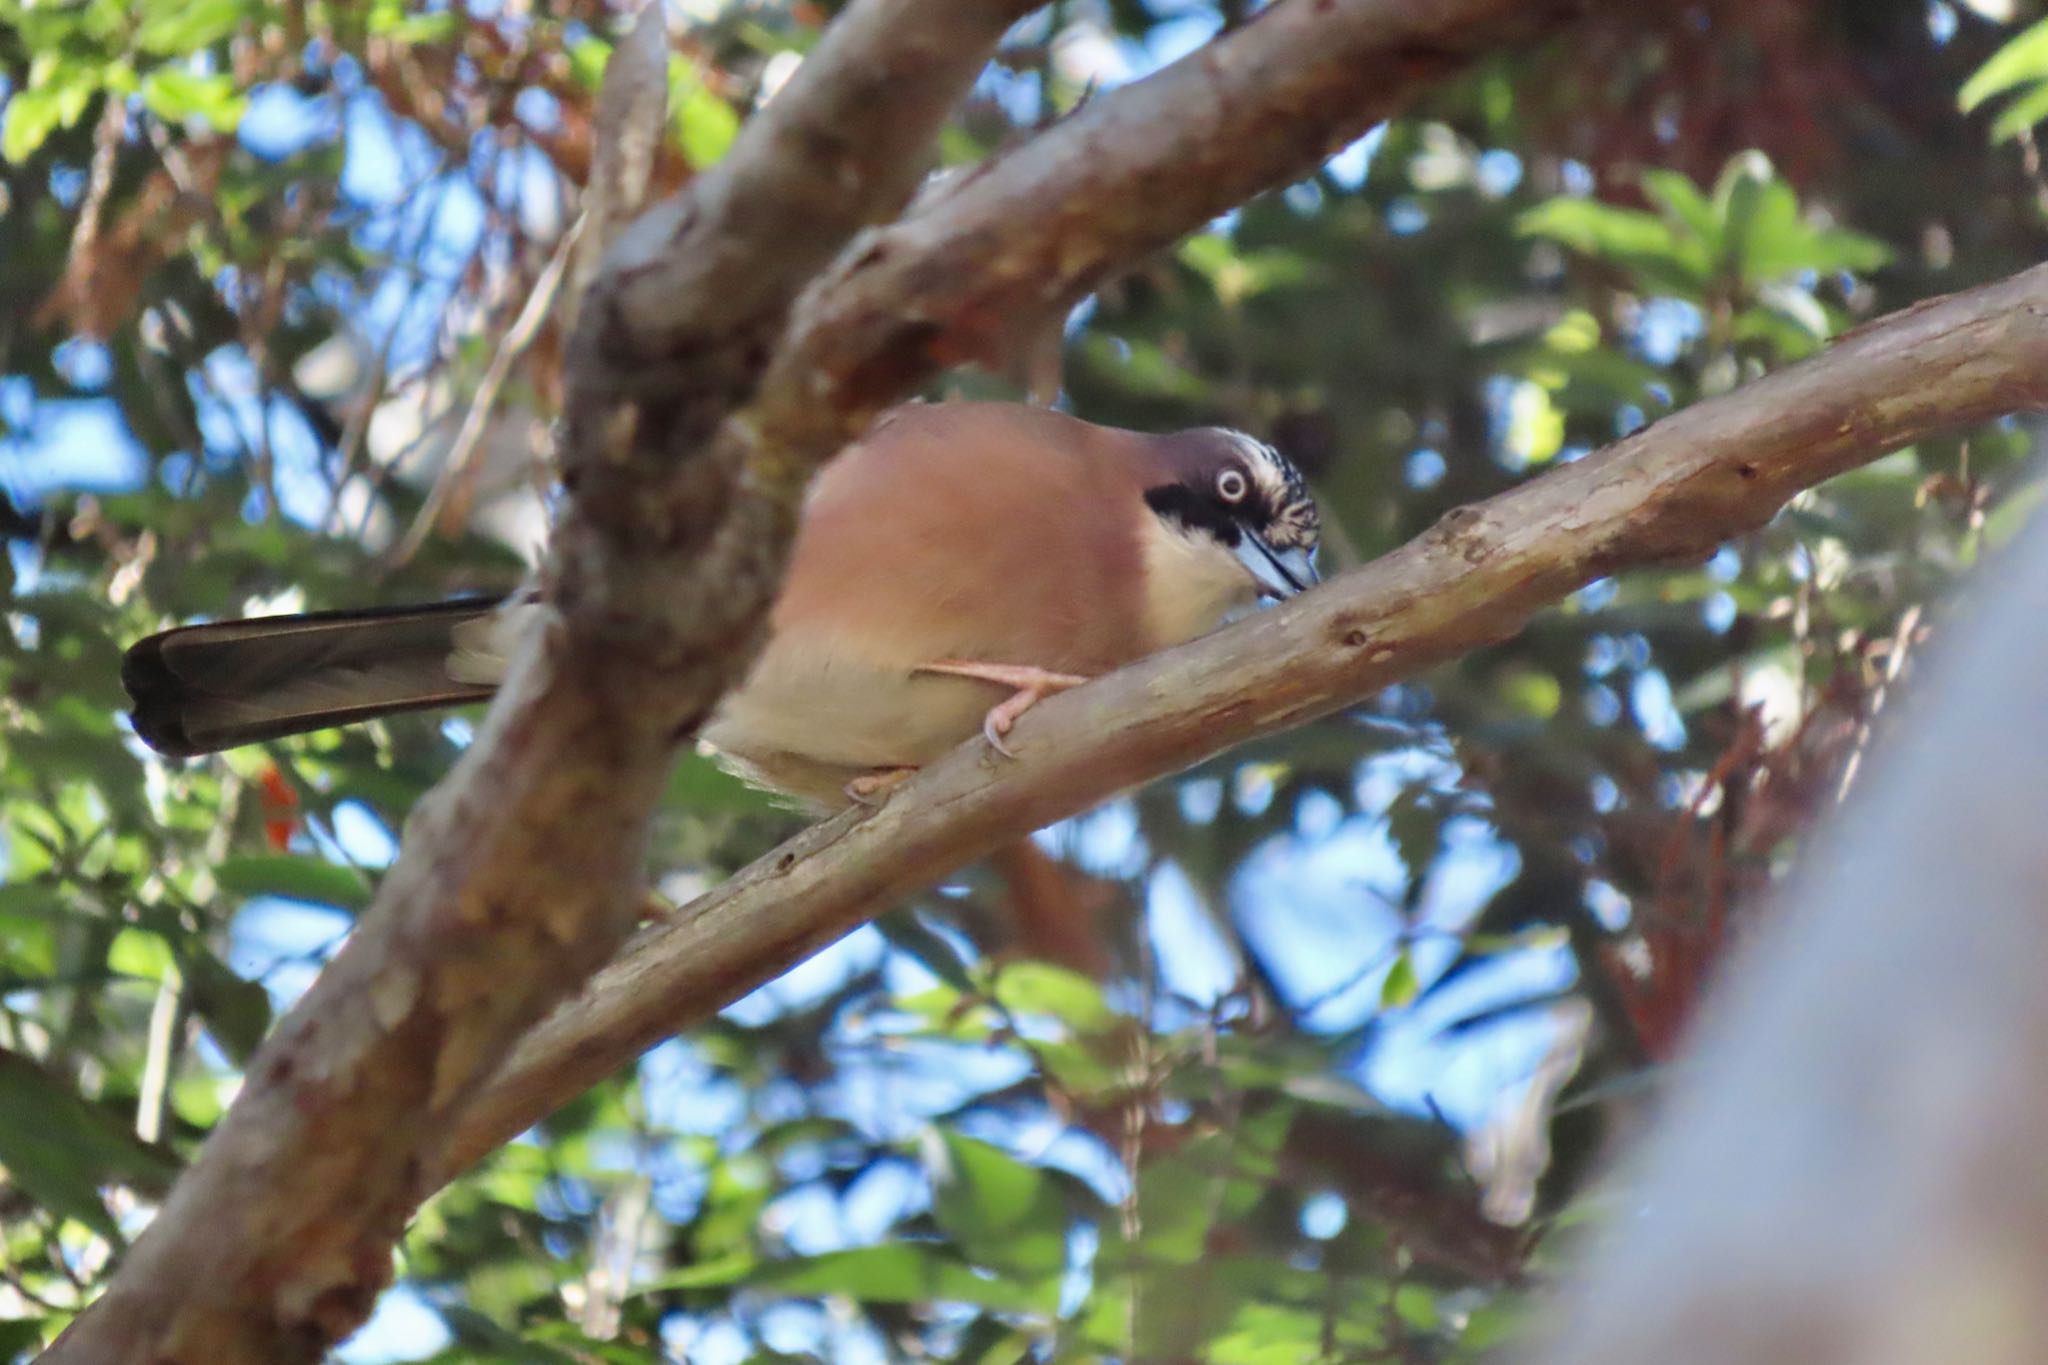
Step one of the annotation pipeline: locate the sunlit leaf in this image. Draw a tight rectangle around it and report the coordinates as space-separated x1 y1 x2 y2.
107 926 174 981
992 961 1115 1033
675 81 739 170
1380 950 1419 1009
2 66 99 163
1989 78 2048 141
136 0 248 56
1960 17 2048 113
141 67 247 130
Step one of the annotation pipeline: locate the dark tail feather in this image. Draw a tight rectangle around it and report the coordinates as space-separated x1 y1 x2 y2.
121 597 506 757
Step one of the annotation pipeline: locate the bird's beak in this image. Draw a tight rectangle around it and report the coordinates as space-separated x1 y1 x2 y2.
1237 533 1319 600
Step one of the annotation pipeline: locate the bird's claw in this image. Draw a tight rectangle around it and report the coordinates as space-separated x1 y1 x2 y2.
844 767 918 806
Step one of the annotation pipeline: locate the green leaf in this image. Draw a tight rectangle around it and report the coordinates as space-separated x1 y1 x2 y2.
2 68 99 163
141 67 247 129
1178 232 1317 305
662 749 780 817
183 950 273 1064
136 0 249 54
641 1251 755 1291
1989 79 2048 141
1796 227 1892 275
927 1132 1041 1231
1961 17 2048 113
0 1319 49 1357
433 1305 587 1364
1518 198 1679 259
675 81 739 169
108 927 174 982
1516 196 1711 294
992 961 1115 1033
1380 950 1419 1009
1031 1038 1119 1095
215 854 372 912
768 1245 1059 1313
0 1050 181 1240
1498 668 1561 720
377 10 458 44
1723 170 1802 282
647 1243 1059 1313
1077 333 1208 399
924 1130 1070 1277
1755 282 1831 342
1639 168 1720 250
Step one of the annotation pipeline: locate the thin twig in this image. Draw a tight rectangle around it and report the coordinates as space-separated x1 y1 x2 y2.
390 214 587 564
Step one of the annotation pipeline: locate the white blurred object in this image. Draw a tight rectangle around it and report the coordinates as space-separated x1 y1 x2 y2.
1052 20 1132 88
1464 998 1593 1225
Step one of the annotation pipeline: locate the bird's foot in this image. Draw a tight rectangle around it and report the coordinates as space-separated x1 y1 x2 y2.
845 766 919 806
913 660 1090 757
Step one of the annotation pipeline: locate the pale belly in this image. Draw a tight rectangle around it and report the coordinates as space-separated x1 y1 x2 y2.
698 636 1008 808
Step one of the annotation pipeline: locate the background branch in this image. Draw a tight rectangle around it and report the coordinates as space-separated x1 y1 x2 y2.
443 261 2048 1180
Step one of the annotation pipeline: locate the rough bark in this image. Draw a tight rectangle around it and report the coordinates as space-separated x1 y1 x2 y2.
1530 474 2048 1365
47 3 1032 1360
442 261 2048 1182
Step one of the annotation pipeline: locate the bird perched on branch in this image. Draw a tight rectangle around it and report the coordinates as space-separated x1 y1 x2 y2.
121 401 1321 807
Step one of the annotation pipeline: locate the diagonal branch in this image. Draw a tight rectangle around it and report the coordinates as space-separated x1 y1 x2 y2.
442 261 2048 1182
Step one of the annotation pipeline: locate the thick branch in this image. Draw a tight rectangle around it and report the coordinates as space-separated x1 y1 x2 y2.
48 4 1028 1361
444 262 2048 1180
1530 464 2048 1364
741 0 1596 501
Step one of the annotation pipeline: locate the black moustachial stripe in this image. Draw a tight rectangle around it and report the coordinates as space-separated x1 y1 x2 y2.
1143 483 1244 545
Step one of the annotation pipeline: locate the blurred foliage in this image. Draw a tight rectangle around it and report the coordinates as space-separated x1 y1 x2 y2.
1 0 2045 1361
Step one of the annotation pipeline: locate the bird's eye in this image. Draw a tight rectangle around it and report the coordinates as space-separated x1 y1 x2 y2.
1215 468 1249 503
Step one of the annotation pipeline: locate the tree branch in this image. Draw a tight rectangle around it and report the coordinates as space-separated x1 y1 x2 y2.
60 0 1591 1354
443 261 2048 1183
49 4 1032 1360
741 0 1598 504
1530 450 2048 1365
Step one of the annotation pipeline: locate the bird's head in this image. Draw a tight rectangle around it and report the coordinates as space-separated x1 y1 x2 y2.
1143 428 1321 601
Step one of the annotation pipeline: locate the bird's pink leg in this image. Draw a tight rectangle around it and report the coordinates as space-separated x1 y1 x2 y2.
914 660 1091 757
